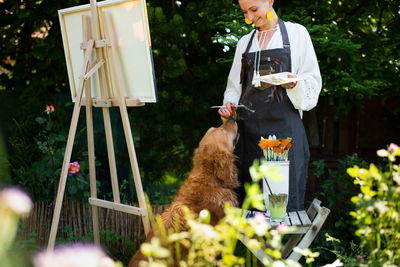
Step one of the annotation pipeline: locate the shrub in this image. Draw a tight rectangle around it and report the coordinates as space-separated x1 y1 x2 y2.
9 104 100 201
136 161 320 267
311 155 368 258
347 143 400 266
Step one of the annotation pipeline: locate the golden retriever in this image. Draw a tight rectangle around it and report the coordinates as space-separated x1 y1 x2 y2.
128 119 239 267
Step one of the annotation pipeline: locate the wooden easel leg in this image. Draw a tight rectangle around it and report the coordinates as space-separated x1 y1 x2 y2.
103 12 151 235
48 40 95 250
100 108 121 246
82 15 101 245
119 109 151 234
86 91 101 245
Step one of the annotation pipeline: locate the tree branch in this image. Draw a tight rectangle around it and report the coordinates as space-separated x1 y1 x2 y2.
171 0 176 14
376 6 384 36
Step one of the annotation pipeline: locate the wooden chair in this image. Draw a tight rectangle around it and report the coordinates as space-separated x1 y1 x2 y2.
281 198 331 261
240 198 330 263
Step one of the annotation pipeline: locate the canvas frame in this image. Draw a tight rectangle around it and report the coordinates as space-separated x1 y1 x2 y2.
58 0 157 103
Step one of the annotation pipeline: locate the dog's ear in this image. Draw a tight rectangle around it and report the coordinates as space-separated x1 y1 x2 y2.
212 150 235 183
198 144 236 184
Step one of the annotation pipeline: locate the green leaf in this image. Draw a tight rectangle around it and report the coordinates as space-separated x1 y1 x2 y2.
35 117 46 125
347 166 359 177
155 7 165 21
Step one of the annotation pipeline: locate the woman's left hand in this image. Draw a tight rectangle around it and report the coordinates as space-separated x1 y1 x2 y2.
281 82 297 89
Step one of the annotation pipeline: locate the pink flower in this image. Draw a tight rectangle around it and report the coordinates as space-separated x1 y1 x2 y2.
253 212 266 223
276 224 288 233
45 104 55 114
68 161 80 174
388 143 398 153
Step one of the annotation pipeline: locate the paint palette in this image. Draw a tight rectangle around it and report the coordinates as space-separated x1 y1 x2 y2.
256 72 305 85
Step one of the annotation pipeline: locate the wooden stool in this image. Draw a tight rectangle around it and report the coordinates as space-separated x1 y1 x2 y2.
240 198 330 263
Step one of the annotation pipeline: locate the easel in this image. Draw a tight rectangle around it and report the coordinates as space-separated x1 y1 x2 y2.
48 0 151 249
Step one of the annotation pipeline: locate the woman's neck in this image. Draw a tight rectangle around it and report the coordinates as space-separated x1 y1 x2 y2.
259 13 279 31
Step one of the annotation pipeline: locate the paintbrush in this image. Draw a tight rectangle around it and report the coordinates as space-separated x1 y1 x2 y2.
210 104 255 113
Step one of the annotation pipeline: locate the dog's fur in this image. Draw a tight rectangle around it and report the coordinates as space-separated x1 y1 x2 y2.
128 119 239 267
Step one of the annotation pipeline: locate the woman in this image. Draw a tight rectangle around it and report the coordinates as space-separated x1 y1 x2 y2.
219 0 322 211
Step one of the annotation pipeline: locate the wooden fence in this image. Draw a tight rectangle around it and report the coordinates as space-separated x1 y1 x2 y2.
19 198 169 248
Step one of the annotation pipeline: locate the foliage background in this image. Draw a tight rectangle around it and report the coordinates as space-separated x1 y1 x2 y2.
2 0 399 200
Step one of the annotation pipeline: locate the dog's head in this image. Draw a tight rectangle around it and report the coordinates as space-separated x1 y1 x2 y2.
193 119 239 187
199 119 238 153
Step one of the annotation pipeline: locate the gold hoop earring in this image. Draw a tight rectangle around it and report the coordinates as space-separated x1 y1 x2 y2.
245 18 252 24
266 11 274 21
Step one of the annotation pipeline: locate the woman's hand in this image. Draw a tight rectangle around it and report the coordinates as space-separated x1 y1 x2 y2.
281 74 297 89
218 103 236 118
281 82 297 89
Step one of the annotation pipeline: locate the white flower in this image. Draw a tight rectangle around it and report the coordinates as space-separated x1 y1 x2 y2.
33 244 115 267
321 259 343 267
374 201 389 213
249 212 268 236
0 187 32 217
196 224 218 239
189 220 219 240
271 261 286 267
377 149 389 157
199 209 210 222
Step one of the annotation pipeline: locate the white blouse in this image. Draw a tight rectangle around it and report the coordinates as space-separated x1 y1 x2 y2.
223 21 322 118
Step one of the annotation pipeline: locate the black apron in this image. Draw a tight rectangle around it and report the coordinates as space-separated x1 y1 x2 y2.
235 19 310 212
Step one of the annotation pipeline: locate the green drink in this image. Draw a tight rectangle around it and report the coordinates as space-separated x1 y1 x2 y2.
269 193 288 221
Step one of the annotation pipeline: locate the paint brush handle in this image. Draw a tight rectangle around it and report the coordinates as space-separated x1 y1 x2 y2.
210 104 255 113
